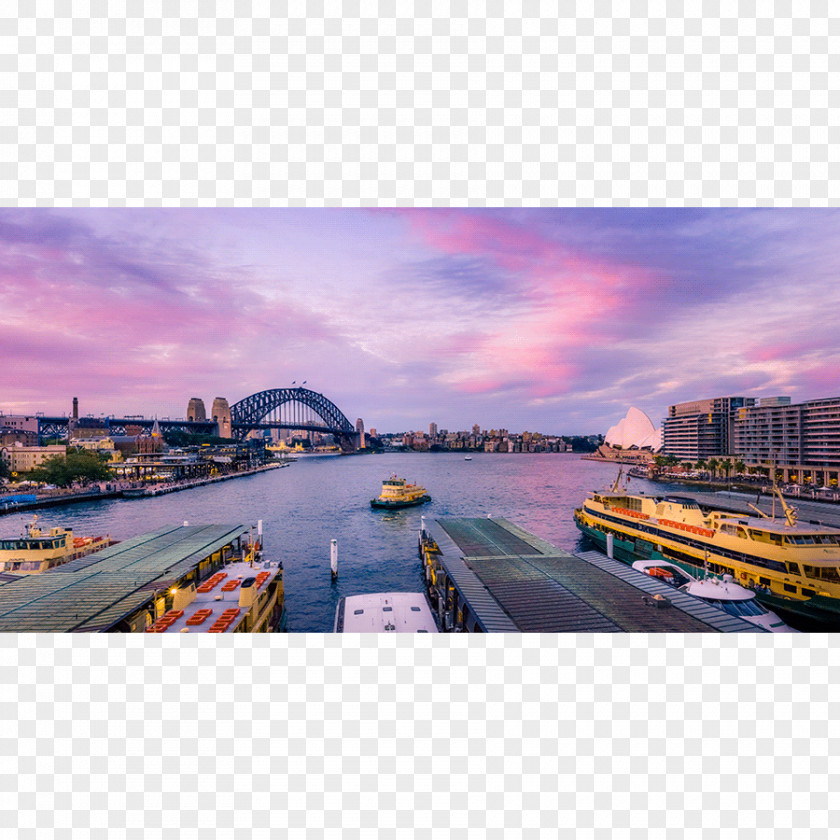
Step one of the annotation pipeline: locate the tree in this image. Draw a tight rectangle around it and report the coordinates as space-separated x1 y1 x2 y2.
695 459 707 473
707 458 720 479
681 462 693 473
720 458 733 481
733 459 745 476
28 450 112 487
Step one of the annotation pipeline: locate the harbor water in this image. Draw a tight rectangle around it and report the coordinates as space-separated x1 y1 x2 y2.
0 452 621 631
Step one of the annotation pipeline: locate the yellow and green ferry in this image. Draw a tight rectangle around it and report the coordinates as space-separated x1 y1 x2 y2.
574 475 840 628
0 516 115 575
370 476 431 509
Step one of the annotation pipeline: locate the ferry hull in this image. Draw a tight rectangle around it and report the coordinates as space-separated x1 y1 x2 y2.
574 515 840 630
370 495 431 509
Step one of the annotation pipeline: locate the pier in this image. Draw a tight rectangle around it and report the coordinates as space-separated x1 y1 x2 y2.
419 517 762 633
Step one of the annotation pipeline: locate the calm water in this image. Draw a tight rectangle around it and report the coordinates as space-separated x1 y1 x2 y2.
0 453 623 631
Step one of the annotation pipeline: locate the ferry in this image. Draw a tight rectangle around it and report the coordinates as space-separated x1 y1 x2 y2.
630 558 795 632
0 516 115 575
144 558 285 634
334 592 438 632
370 476 431 509
574 471 840 628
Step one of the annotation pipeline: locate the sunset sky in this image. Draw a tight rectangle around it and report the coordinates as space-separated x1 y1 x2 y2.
2 207 839 435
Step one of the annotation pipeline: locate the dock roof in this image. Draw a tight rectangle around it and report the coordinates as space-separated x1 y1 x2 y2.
427 517 762 633
0 523 246 632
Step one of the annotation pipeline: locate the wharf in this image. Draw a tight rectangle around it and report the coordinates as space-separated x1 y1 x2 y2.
420 517 762 633
121 462 285 498
0 523 282 632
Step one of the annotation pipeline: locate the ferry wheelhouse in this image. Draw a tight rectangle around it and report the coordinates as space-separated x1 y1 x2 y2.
370 476 431 509
0 516 114 575
574 475 840 627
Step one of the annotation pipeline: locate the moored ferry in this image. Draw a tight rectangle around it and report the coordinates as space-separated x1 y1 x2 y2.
0 516 115 575
574 473 840 628
370 476 431 509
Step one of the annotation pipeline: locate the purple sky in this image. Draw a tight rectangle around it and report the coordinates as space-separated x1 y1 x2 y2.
2 208 839 435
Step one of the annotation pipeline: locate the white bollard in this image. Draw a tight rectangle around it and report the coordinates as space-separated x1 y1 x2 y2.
606 532 614 559
330 539 338 580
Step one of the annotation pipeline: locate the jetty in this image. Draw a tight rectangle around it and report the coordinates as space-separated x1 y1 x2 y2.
419 517 763 633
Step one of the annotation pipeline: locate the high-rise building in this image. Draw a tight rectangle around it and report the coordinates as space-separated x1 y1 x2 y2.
732 396 840 484
355 418 365 450
662 396 754 461
187 397 207 422
472 424 480 436
429 422 437 437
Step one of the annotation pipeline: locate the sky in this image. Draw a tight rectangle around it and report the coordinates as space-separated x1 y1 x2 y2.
2 207 840 436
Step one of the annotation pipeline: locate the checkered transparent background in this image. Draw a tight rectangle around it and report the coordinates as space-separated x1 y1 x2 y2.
1 3 838 205
2 635 838 838
2 2 840 836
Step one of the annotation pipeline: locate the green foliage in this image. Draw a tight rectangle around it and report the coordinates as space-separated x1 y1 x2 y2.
0 458 8 479
27 449 113 487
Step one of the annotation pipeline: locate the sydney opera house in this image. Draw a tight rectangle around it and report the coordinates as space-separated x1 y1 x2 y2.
595 407 662 463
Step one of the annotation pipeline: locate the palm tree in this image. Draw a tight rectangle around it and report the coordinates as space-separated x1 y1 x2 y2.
695 459 707 473
720 458 733 482
707 458 720 481
681 462 693 474
733 459 745 478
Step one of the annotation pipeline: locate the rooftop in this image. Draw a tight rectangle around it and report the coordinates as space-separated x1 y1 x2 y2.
425 517 763 633
0 523 246 632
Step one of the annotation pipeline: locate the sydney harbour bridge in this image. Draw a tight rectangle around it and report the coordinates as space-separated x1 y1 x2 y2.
35 387 361 452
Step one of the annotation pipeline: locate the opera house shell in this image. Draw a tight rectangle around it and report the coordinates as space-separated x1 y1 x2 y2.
604 407 662 452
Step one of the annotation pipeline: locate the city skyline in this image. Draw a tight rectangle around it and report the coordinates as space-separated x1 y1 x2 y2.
2 208 840 435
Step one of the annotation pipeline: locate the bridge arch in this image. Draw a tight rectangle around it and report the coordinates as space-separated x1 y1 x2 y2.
229 387 356 447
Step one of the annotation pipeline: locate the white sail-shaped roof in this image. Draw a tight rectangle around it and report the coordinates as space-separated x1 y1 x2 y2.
605 407 662 451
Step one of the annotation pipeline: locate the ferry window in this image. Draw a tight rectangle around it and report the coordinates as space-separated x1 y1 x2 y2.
820 567 840 583
783 583 797 593
410 607 421 612
383 607 393 612
787 563 800 575
802 589 817 598
803 565 819 579
759 577 771 586
353 609 364 615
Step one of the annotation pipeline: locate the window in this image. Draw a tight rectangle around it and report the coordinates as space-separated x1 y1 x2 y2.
382 606 393 612
802 589 817 598
787 563 800 576
353 609 364 615
783 583 797 593
410 606 421 612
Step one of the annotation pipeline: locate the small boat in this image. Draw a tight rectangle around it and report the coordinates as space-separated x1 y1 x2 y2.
334 592 438 632
464 456 473 461
0 515 115 575
631 558 796 632
370 475 431 509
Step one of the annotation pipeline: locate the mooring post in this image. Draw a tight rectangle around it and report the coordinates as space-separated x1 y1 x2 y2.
330 539 338 581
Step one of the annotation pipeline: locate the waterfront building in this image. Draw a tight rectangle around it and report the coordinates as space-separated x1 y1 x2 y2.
187 397 207 422
69 417 110 441
1 444 67 474
0 428 38 447
732 396 840 486
0 414 39 434
662 396 755 461
472 424 481 436
429 422 437 437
